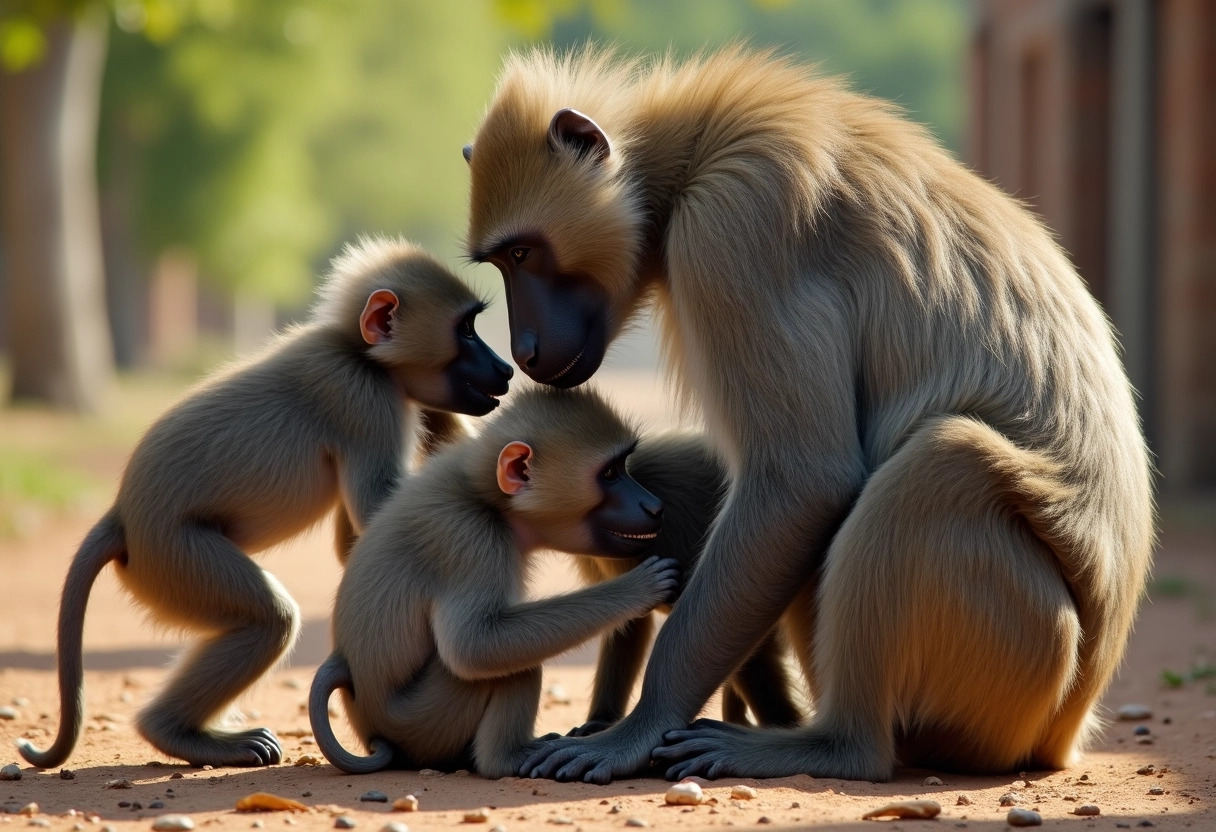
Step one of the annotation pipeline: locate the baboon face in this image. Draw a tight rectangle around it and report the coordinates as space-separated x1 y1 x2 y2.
467 107 646 389
585 448 664 556
405 303 513 416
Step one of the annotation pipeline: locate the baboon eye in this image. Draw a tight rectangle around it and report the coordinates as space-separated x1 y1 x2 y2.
459 314 476 338
510 247 529 265
601 464 619 482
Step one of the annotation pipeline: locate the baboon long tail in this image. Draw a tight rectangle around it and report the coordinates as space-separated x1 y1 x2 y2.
309 653 394 774
17 510 125 768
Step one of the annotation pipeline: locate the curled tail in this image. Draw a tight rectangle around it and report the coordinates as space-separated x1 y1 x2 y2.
309 653 393 774
18 510 124 768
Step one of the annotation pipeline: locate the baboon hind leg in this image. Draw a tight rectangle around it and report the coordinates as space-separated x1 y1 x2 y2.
122 526 299 766
658 416 1083 780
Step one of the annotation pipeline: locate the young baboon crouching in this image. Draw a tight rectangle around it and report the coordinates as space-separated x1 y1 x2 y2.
309 387 681 777
572 433 801 736
19 237 512 770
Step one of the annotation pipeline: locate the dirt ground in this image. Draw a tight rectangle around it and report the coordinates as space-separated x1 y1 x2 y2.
2 370 1214 832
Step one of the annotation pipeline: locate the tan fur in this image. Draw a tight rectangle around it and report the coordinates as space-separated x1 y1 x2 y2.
19 237 497 769
467 46 1155 782
308 388 681 777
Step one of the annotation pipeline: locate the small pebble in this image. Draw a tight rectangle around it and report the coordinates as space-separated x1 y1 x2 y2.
149 802 165 810
489 827 506 832
12 698 29 708
378 824 409 832
757 818 772 825
360 791 388 803
59 769 75 780
860 801 941 820
170 773 184 780
999 793 1021 806
1079 773 1090 781
1163 716 1172 725
955 794 971 806
730 786 756 800
252 823 264 829
392 796 418 812
608 805 622 814
665 782 704 806
131 802 144 811
118 803 131 809
1010 779 1027 789
0 765 21 782
418 769 439 777
1136 736 1154 745
1137 765 1156 775
1117 704 1152 720
544 684 571 705
334 818 356 830
789 802 800 809
107 779 134 789
74 825 85 831
17 806 38 818
1006 808 1042 827
1137 823 1155 828
1134 724 1151 736
103 826 117 832
1073 805 1101 816
28 820 50 828
152 817 196 832
625 820 649 829
0 707 19 721
1147 787 1164 795
923 776 943 786
546 819 572 827
463 808 491 823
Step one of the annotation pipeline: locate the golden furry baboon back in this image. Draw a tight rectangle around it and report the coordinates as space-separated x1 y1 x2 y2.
466 46 1154 782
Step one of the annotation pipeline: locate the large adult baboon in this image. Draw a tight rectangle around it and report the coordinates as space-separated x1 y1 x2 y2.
464 47 1154 784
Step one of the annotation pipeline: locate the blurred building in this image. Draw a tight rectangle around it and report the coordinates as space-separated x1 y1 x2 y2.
969 0 1215 496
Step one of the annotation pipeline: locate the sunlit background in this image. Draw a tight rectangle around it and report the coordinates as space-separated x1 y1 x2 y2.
0 0 1212 549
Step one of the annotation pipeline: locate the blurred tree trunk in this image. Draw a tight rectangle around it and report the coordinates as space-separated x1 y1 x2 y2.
0 11 113 411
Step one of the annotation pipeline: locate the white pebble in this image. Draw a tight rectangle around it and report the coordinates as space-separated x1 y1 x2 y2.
151 817 196 832
665 781 704 806
625 820 649 828
333 819 356 830
1073 805 1101 816
462 808 491 823
1117 704 1153 720
730 785 756 800
546 819 573 827
544 684 571 705
489 826 507 832
1006 808 1042 827
12 699 29 708
378 824 409 832
0 708 18 721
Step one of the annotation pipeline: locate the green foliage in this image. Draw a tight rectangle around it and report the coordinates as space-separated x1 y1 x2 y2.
1160 664 1216 690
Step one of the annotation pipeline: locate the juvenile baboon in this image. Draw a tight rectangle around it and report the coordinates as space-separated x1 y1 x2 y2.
464 47 1154 782
572 433 800 736
19 237 512 769
308 387 681 777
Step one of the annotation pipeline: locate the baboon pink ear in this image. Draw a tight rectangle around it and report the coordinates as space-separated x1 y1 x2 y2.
496 441 533 495
547 108 610 163
360 289 399 345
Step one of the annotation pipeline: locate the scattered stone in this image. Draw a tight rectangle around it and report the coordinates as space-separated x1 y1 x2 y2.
462 808 491 823
1136 823 1155 828
1136 736 1154 745
1163 716 1172 725
790 802 800 809
118 803 131 809
201 765 213 771
334 818 356 830
1006 808 1042 827
252 823 263 829
418 769 439 777
13 698 29 708
149 802 165 810
1134 724 1151 736
170 773 184 780
999 793 1022 806
1147 787 1164 796
1079 774 1090 781
107 779 134 790
452 770 470 777
59 769 75 780
1063 795 1078 802
0 765 21 781
489 827 506 832
28 819 50 828
861 800 941 821
18 806 38 817
131 802 144 811
625 820 649 828
546 819 572 826
665 781 704 806
919 776 942 786
359 791 388 804
103 826 117 832
1136 764 1156 775
1073 805 1101 816
235 794 308 813
151 817 196 832
730 786 757 800
392 796 418 812
1117 704 1152 721
378 824 409 832
608 805 622 814
293 755 321 767
0 707 19 721
757 818 772 825
74 824 86 831
301 793 312 799
955 795 971 806
544 685 571 705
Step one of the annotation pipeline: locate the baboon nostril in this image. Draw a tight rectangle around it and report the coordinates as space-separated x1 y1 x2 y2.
514 329 539 370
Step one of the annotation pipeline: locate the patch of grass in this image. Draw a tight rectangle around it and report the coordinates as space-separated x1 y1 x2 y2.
1149 575 1194 599
1160 664 1216 691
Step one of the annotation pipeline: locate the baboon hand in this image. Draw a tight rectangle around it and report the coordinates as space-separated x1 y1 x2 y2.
519 715 665 783
625 556 681 610
566 719 614 737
